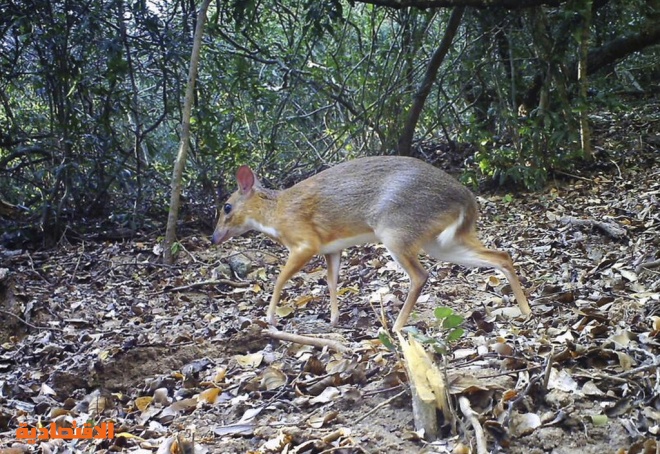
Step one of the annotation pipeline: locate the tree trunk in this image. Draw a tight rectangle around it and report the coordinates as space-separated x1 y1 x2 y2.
577 0 593 159
163 0 212 265
397 6 465 156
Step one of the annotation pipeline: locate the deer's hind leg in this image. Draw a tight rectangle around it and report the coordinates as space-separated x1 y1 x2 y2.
422 230 531 316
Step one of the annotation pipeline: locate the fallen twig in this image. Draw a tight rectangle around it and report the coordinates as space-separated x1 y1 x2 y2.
261 328 349 353
354 389 407 424
458 396 487 454
636 259 660 273
178 239 200 264
560 216 626 239
68 241 85 284
502 370 544 430
154 278 250 294
0 309 64 332
553 170 593 182
542 346 555 390
615 362 659 379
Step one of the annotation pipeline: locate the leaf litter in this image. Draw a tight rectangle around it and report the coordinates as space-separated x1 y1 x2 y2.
1 140 660 452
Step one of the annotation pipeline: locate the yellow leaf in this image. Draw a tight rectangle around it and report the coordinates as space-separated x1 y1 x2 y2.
115 432 145 440
234 352 263 368
276 306 294 318
293 295 314 308
338 287 358 296
198 387 221 404
135 396 152 412
651 316 660 331
487 275 501 287
213 367 227 383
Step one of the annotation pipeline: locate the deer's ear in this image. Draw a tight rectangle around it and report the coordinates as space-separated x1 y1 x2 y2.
236 166 256 194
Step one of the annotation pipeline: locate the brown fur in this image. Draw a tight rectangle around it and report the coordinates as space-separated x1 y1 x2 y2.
213 156 531 331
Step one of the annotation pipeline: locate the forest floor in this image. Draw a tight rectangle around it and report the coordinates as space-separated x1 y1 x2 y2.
1 117 660 453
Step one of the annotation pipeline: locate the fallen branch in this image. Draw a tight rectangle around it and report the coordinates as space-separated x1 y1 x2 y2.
614 363 659 379
0 309 64 332
553 170 592 182
636 259 660 273
458 396 487 454
502 369 544 430
262 328 349 353
155 278 250 294
560 216 626 239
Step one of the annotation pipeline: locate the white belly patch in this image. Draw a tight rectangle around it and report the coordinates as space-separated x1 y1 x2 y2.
319 232 378 254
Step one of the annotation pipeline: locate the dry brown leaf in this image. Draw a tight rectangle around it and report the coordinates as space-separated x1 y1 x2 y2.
259 366 287 391
309 387 341 404
39 383 56 396
511 412 542 436
49 407 69 418
487 275 501 287
547 368 578 393
293 294 315 308
234 352 264 368
610 330 632 348
303 356 326 375
652 316 660 331
308 410 339 428
165 398 197 414
88 395 110 418
615 351 634 370
582 381 605 396
618 269 638 282
261 430 293 451
491 341 514 356
447 375 492 394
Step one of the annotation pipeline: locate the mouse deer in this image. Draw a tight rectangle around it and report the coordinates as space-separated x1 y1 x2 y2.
212 156 531 331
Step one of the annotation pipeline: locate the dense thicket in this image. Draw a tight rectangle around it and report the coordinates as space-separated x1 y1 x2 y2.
0 0 658 245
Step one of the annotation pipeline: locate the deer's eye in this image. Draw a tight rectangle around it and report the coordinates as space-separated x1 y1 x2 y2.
223 203 232 215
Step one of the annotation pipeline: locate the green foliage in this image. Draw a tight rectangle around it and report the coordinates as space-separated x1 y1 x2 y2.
432 306 465 348
398 306 466 355
378 329 397 352
1 0 658 240
303 0 344 35
170 241 182 257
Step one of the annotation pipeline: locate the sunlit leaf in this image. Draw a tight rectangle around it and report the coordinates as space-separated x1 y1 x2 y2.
434 307 453 319
378 330 395 351
442 314 464 329
447 328 465 342
590 414 609 426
